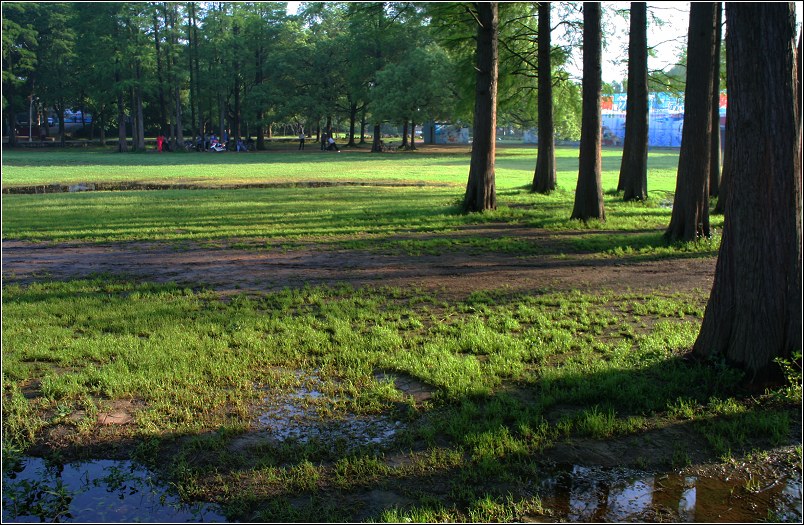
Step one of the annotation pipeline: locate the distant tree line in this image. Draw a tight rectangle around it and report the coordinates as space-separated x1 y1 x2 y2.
1 1 592 151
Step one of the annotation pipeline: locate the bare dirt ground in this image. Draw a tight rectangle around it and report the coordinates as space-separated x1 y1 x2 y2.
1 224 717 300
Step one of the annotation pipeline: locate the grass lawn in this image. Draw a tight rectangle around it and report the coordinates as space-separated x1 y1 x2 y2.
1 144 681 192
1 145 800 522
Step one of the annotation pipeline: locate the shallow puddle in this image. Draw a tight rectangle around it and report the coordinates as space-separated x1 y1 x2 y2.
230 373 402 454
538 464 802 522
2 456 227 523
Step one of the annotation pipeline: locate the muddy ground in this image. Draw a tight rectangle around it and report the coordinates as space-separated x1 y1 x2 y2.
1 224 717 300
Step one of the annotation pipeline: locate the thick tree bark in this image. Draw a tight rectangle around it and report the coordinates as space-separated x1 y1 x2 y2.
665 3 718 242
532 1 556 194
618 2 649 201
409 119 416 150
709 2 723 197
571 2 605 221
463 2 498 213
693 2 801 381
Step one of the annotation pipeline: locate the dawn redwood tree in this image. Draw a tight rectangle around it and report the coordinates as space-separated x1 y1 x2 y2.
570 2 605 221
463 2 499 213
531 1 556 194
709 2 723 198
713 112 731 215
665 2 718 242
617 2 648 201
693 2 801 380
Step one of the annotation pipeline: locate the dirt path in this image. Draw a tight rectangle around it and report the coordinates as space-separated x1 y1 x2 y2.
1 225 716 300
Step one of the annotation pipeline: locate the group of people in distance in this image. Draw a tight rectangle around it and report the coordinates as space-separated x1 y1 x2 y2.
155 130 342 153
299 131 340 152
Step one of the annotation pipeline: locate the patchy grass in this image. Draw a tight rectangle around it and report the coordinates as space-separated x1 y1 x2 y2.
3 278 799 521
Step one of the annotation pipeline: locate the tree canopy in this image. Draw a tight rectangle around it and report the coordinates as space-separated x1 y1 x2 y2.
2 1 590 146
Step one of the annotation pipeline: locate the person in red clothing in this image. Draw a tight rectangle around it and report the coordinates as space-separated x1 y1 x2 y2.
156 134 164 152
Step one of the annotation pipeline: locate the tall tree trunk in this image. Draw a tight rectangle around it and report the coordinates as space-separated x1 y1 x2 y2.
797 31 802 127
360 112 367 144
401 120 409 148
168 5 183 149
254 43 265 149
713 113 731 215
192 3 202 138
410 119 416 150
5 97 17 148
665 3 718 242
154 8 168 135
99 113 106 146
348 102 357 147
116 64 127 153
618 2 649 201
5 77 17 148
709 2 723 197
463 2 499 213
174 84 183 147
571 2 605 221
254 46 265 151
256 110 265 150
532 1 556 194
233 22 241 140
372 123 382 152
56 98 66 146
714 9 733 216
136 81 146 151
187 3 197 141
694 2 801 381
218 95 225 140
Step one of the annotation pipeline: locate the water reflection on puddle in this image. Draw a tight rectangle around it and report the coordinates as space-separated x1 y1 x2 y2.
539 465 802 522
2 456 227 523
254 379 401 452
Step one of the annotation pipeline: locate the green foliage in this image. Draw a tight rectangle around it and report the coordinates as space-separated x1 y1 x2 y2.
372 45 456 125
771 352 802 403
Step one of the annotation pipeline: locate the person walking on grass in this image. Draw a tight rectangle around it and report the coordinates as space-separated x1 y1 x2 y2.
298 131 305 150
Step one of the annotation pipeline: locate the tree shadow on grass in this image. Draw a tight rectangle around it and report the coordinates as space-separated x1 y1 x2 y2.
9 352 799 522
